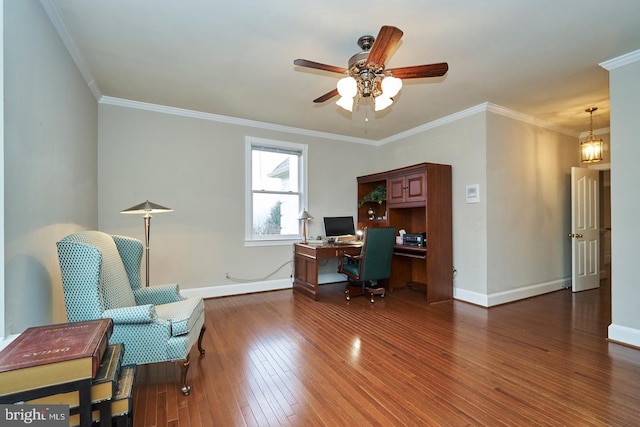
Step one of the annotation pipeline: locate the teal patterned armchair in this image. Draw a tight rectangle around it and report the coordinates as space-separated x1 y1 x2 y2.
56 231 206 395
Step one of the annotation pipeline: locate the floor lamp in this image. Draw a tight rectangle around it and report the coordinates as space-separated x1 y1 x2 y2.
121 200 173 287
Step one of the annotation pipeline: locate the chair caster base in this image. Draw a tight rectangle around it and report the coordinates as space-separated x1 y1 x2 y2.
181 385 191 396
366 287 385 303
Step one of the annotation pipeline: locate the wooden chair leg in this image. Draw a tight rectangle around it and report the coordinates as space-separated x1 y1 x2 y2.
177 354 191 396
197 325 206 354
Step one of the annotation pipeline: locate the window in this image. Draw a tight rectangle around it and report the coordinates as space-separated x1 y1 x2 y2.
245 137 308 245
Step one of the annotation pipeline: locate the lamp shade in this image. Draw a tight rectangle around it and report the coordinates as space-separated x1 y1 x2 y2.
375 96 393 111
381 76 402 97
336 96 354 112
298 210 313 220
337 77 357 98
121 200 173 214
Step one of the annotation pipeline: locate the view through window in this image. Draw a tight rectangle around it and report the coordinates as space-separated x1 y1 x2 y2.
247 138 307 242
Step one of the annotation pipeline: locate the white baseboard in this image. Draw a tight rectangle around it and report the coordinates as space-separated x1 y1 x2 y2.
181 275 569 309
608 324 640 348
454 278 570 307
180 273 348 300
180 278 293 299
453 288 489 306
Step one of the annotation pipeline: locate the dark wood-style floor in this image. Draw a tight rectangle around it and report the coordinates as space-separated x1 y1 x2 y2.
132 278 640 426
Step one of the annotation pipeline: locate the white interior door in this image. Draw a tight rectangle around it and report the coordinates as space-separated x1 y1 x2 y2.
570 167 600 292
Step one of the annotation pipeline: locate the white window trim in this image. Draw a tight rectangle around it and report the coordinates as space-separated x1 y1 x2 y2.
245 136 308 247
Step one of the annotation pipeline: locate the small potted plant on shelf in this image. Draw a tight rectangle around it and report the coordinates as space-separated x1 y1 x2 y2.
358 184 387 207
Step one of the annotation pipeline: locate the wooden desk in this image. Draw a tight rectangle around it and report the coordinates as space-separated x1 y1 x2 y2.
293 243 362 300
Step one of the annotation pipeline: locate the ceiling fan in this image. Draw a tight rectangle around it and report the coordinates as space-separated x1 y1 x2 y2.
294 25 448 112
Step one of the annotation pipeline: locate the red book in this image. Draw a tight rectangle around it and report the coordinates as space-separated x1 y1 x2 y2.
0 319 113 396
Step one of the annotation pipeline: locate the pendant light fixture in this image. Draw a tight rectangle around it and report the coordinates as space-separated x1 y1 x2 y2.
580 107 604 163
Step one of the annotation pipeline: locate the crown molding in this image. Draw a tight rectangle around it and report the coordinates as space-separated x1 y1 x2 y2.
39 0 102 100
485 103 578 137
376 102 577 145
600 49 640 71
44 0 580 145
102 96 579 145
377 104 488 145
40 0 580 146
99 96 378 146
579 127 610 138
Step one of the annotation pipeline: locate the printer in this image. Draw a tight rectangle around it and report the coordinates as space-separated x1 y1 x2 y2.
402 232 426 247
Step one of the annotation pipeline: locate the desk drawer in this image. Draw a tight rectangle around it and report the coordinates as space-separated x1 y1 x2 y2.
295 244 360 259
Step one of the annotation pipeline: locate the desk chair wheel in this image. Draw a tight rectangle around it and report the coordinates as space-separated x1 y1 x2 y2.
367 287 385 303
345 290 351 301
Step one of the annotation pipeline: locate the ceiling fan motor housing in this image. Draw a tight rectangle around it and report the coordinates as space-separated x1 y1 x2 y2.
348 39 385 99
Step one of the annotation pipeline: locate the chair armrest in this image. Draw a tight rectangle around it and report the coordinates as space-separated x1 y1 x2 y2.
338 253 362 273
103 305 157 324
133 283 184 305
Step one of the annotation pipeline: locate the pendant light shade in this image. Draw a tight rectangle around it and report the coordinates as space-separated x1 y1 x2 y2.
580 107 603 163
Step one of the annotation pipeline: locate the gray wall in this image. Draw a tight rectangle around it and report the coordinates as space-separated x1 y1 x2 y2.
377 110 579 306
3 0 98 335
608 57 640 345
377 113 489 300
486 113 577 300
96 101 584 307
97 103 377 289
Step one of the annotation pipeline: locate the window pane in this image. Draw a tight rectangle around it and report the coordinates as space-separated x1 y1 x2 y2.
252 193 300 236
252 150 299 192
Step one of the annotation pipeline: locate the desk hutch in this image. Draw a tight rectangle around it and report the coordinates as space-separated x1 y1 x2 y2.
357 163 453 303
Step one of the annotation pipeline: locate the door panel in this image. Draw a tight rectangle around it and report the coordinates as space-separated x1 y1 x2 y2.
571 167 600 292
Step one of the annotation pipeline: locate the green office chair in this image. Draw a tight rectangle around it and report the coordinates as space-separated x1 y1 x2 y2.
338 227 396 303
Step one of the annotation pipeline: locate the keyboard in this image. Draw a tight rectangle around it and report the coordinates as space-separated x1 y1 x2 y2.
335 240 363 246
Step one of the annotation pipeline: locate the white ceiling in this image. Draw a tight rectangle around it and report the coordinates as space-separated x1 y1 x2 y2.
44 0 640 141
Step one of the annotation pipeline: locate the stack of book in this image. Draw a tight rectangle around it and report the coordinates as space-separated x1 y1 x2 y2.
68 364 137 427
0 318 136 427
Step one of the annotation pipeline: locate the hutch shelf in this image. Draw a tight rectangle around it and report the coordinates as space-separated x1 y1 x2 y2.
357 163 453 303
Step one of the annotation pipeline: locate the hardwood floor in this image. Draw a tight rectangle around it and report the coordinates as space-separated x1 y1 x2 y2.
132 279 640 426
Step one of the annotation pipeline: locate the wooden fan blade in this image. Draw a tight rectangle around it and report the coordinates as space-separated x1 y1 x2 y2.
313 88 339 103
294 59 347 74
366 26 404 69
387 62 449 79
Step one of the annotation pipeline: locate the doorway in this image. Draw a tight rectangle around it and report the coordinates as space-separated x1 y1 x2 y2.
600 169 611 281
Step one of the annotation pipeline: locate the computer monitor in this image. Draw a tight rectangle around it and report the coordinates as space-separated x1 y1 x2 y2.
323 216 356 238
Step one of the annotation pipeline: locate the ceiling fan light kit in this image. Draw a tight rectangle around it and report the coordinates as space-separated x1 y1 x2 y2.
374 95 393 111
336 94 354 112
294 25 448 114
